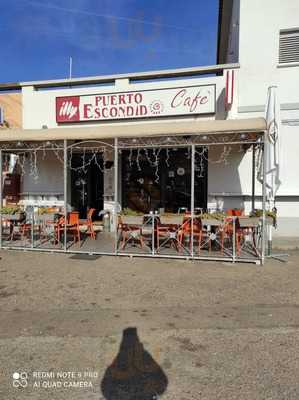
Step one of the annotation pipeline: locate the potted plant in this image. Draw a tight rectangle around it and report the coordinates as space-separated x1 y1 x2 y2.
0 206 26 221
250 209 277 227
201 212 226 226
36 207 56 223
119 208 144 225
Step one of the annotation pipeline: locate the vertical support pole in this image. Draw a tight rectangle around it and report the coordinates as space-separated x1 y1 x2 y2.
191 144 195 258
31 208 34 249
261 138 267 265
114 138 118 254
232 216 236 263
64 140 68 252
251 144 256 212
0 150 2 249
152 214 155 256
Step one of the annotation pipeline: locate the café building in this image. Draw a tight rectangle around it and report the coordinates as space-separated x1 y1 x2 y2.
0 64 267 263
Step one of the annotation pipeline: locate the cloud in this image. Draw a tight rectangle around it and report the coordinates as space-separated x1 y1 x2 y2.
19 0 204 33
13 0 206 55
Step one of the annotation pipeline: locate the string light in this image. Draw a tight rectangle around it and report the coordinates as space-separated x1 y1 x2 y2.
0 137 255 189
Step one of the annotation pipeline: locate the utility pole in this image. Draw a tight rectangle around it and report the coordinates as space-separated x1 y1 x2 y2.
69 57 72 80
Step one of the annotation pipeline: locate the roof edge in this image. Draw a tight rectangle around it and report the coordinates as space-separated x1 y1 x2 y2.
0 118 266 142
0 63 240 91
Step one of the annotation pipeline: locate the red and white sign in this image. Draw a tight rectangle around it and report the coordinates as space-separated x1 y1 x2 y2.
56 84 216 123
225 70 234 110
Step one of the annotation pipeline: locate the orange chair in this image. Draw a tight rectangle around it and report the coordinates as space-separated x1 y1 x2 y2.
226 209 244 217
179 217 213 254
79 208 96 240
67 211 81 244
220 217 243 255
118 216 145 250
55 215 66 244
56 212 81 245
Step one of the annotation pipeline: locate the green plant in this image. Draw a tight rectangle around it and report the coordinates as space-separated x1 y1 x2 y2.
201 212 226 221
120 208 143 216
250 209 277 226
0 206 22 215
38 208 52 215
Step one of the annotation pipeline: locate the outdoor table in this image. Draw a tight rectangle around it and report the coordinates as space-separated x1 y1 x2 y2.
238 217 261 256
200 218 225 252
143 214 161 249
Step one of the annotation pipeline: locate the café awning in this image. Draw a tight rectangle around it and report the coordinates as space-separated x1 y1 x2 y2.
0 117 266 142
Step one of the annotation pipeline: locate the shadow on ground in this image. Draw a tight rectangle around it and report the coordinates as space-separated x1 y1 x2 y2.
101 327 168 399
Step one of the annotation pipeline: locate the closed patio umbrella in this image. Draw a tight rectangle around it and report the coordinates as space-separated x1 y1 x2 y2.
257 86 281 254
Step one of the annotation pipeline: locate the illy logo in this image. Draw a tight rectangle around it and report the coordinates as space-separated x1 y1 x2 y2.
59 101 78 119
13 372 28 388
56 96 80 122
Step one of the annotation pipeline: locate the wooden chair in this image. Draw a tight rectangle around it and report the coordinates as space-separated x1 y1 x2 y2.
178 216 206 254
79 208 96 240
156 216 185 253
180 216 212 255
220 217 244 256
118 215 145 250
236 217 261 256
67 211 81 244
55 215 66 244
56 212 80 245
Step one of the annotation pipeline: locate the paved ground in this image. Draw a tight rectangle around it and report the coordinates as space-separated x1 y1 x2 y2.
0 249 299 399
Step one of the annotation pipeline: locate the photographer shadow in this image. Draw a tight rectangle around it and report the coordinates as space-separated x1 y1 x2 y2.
101 327 168 399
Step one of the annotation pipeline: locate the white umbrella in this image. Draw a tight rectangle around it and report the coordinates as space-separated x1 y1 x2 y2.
257 86 281 205
264 85 281 206
257 86 281 254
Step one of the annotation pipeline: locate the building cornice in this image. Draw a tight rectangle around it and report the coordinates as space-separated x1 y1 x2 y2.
0 63 240 91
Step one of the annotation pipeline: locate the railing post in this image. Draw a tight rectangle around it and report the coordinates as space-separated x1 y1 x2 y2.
261 139 267 265
64 140 67 252
232 216 236 263
152 214 155 256
114 138 119 255
31 210 34 249
0 150 2 249
191 145 195 258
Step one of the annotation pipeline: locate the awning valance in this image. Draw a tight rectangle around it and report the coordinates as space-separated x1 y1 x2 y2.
0 117 266 142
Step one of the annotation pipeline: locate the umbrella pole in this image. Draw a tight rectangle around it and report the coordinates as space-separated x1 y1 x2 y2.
268 222 272 256
261 140 266 265
251 144 256 212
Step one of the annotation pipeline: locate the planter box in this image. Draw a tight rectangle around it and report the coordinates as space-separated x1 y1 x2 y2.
201 218 223 227
160 215 184 225
35 213 56 223
1 212 25 222
120 216 144 225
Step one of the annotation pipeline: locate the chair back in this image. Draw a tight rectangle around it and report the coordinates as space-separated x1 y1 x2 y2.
87 208 96 221
68 211 79 225
226 209 244 216
182 215 201 232
234 209 244 216
57 216 65 226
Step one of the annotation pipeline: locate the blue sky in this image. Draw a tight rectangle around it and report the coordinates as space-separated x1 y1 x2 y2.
0 0 219 83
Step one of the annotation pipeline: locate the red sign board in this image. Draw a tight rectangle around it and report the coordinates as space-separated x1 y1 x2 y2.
56 85 216 123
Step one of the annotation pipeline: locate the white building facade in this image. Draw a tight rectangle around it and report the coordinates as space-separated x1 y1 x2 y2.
218 0 299 237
